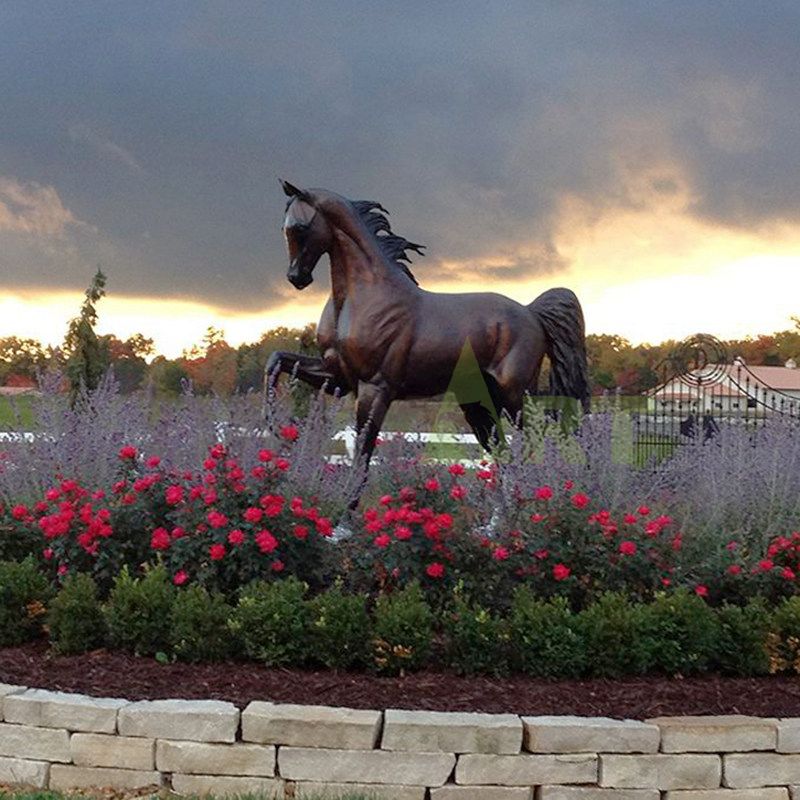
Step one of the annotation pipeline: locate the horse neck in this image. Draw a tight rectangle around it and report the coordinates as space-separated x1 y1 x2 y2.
329 228 414 308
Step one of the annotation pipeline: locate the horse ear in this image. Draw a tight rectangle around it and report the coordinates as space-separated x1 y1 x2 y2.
280 179 304 198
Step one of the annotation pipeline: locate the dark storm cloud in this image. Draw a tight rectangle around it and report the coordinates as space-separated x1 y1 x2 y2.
1 1 799 312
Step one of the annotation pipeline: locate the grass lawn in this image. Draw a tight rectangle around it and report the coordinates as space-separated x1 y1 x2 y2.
0 396 34 430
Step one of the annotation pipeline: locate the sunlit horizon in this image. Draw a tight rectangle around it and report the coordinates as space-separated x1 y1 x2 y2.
4 191 800 359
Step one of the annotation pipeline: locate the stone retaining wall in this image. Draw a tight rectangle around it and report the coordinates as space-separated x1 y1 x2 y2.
2 682 800 798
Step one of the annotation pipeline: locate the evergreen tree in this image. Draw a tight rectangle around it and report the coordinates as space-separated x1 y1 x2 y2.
64 269 108 403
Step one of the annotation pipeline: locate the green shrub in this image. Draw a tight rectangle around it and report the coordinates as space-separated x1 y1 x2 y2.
48 573 105 654
767 596 800 674
578 592 648 678
638 591 720 676
0 557 51 646
308 582 371 670
172 585 233 663
104 565 175 656
228 577 310 666
508 588 585 678
372 583 433 675
715 599 771 676
444 595 510 676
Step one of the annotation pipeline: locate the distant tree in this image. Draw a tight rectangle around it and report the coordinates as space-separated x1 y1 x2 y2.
183 327 237 395
0 337 47 385
149 356 189 396
100 333 155 393
63 270 109 403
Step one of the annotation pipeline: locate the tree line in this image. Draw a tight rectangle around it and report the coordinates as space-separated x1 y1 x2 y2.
3 271 800 397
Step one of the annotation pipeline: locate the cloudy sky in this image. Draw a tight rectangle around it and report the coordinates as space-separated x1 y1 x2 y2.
2 1 800 355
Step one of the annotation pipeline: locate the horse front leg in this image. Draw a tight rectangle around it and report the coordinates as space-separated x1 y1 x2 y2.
264 351 352 397
347 381 394 510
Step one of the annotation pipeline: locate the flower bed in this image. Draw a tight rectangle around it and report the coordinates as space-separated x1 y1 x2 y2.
2 431 800 680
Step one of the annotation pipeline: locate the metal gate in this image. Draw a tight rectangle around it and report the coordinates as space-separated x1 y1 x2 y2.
632 334 800 466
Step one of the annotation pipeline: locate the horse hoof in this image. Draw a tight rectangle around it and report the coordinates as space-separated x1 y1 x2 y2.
330 519 356 542
478 506 504 538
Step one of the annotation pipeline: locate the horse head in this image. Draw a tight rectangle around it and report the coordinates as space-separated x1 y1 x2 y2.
280 180 333 290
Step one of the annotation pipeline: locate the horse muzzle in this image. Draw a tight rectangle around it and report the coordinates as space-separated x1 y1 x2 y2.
287 263 313 290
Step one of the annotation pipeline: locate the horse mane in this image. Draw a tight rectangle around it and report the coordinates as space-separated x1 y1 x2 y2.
351 200 424 285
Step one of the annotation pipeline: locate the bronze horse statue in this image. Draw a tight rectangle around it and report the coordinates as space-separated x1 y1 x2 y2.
266 181 589 502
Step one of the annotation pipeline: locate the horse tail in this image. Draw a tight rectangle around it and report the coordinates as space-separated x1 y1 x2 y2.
528 287 591 413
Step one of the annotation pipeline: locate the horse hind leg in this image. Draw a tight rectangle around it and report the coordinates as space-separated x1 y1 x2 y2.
460 401 499 452
459 370 506 452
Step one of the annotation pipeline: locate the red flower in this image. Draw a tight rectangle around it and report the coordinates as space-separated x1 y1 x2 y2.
564 480 574 490
638 505 650 516
534 486 553 501
11 504 28 520
530 513 545 523
534 548 549 560
623 513 637 525
244 507 263 523
619 540 637 556
783 567 796 581
492 546 510 561
255 529 278 553
209 543 226 561
394 525 412 541
165 485 184 505
426 562 445 579
571 492 589 509
759 559 775 572
146 455 161 468
257 448 274 462
280 424 299 442
552 563 571 581
173 570 189 586
450 485 467 500
227 528 245 545
118 445 137 460
424 477 440 492
293 524 309 540
275 457 290 471
271 559 285 572
727 564 742 576
695 585 709 598
374 534 391 548
150 527 171 550
448 463 466 476
207 510 229 529
42 548 54 561
379 494 393 506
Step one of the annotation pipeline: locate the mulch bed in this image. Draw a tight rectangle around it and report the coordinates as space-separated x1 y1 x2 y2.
2 642 800 719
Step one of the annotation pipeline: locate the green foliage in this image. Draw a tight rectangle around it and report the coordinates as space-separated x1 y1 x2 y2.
578 592 648 678
104 565 175 656
228 578 310 666
372 583 433 675
64 269 108 403
444 594 510 677
308 582 371 670
171 585 233 663
508 588 585 678
0 558 51 646
48 574 105 655
767 596 800 674
715 599 771 676
639 591 720 676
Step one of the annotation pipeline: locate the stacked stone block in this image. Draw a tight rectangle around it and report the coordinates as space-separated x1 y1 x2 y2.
2 685 800 797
